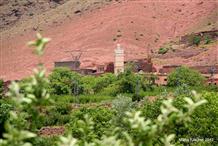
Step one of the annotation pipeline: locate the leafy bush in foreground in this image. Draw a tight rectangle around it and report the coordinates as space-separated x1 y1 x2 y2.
60 96 206 146
187 92 218 143
0 102 13 138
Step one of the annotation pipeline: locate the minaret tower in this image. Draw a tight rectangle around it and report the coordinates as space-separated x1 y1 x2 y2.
114 44 124 75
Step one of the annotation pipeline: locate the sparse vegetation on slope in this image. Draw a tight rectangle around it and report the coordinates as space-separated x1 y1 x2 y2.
1 0 218 80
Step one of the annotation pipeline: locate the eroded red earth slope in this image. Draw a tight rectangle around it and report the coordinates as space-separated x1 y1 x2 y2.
0 0 217 80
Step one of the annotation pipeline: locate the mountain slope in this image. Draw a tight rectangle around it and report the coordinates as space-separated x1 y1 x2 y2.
0 0 217 80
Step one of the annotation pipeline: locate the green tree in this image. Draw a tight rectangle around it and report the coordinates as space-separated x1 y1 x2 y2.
49 67 82 95
167 66 205 87
80 75 96 94
188 92 218 142
93 73 116 93
117 70 138 93
0 79 3 98
0 102 12 138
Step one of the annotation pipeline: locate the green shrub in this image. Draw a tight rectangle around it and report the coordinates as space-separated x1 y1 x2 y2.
75 94 114 103
193 36 201 46
174 83 192 97
167 66 205 87
141 74 157 91
69 107 114 143
204 36 212 44
50 94 75 103
140 93 218 145
30 136 59 146
80 75 96 94
93 73 116 93
205 84 218 92
100 83 119 96
132 90 145 101
0 101 13 138
117 70 139 93
54 102 72 115
49 67 82 95
112 95 135 126
189 92 218 141
0 79 3 98
141 98 164 120
45 111 71 126
158 47 168 54
172 92 218 145
43 103 72 126
80 73 116 94
51 94 114 104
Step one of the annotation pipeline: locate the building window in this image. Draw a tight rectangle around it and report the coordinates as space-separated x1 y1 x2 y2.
98 66 105 73
164 78 167 81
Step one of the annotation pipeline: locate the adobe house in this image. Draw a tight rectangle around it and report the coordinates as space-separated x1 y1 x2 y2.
155 65 218 86
105 62 114 73
155 73 168 86
96 65 105 74
158 65 181 74
104 59 154 74
126 59 154 73
155 65 180 86
190 65 218 85
79 68 96 75
208 77 218 85
190 65 218 74
54 60 80 71
78 64 106 76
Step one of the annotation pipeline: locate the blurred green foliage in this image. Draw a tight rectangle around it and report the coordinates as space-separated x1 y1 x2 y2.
0 79 3 98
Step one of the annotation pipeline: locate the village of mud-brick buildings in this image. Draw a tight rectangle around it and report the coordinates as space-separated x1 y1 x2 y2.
3 30 217 90
54 42 218 86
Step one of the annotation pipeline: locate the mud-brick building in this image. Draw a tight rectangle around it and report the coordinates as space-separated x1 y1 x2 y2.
54 60 80 71
158 65 181 74
155 65 218 86
190 65 218 85
79 68 96 75
126 59 154 73
78 64 106 76
155 65 180 86
105 62 114 73
103 59 154 74
155 73 168 86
